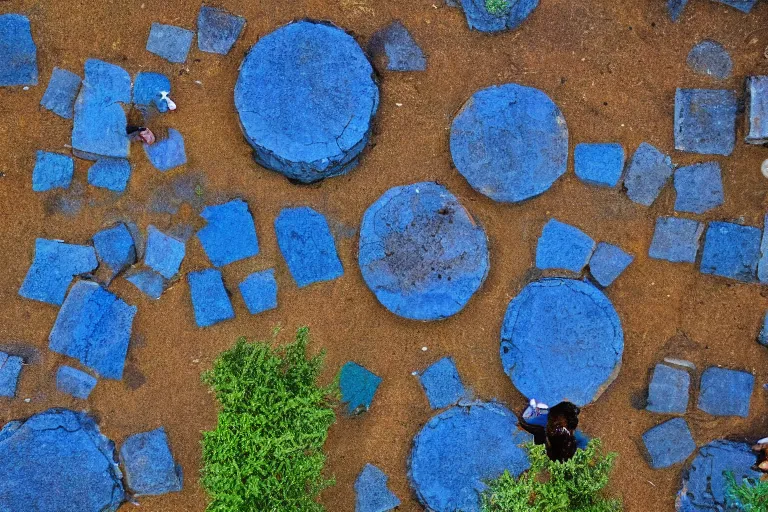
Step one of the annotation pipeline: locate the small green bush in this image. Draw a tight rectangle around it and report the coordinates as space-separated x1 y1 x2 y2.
485 0 510 16
726 473 768 511
482 439 622 512
201 327 339 512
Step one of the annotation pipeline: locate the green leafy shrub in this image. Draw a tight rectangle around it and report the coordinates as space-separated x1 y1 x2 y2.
726 473 768 511
201 327 339 512
485 0 510 15
482 439 622 512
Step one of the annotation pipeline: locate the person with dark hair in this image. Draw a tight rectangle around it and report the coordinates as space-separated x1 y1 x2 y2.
520 399 582 462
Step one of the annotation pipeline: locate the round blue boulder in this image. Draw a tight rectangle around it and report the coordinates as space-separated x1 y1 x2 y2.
408 402 532 512
358 182 490 321
459 0 539 33
500 278 623 406
234 20 379 183
450 83 568 203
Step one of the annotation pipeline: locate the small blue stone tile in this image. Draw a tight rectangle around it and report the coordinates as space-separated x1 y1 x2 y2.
624 142 674 206
355 464 401 512
0 14 37 87
197 6 246 55
642 418 696 469
125 269 167 300
144 225 186 279
197 199 259 267
146 23 194 63
700 221 761 283
187 269 234 328
368 21 427 72
535 219 595 273
143 128 187 172
675 88 737 156
698 367 754 418
87 158 131 193
588 242 633 287
32 150 74 192
19 239 98 305
648 217 704 264
40 67 81 118
56 365 97 399
133 72 172 113
574 143 625 187
0 351 23 398
238 269 278 315
647 364 690 415
673 162 724 214
418 357 466 410
120 427 183 496
687 40 732 80
339 361 381 415
92 223 136 278
746 76 768 145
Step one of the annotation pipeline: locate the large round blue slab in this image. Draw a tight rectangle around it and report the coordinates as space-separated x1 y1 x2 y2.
500 278 623 406
234 20 379 183
359 182 490 321
460 0 539 33
450 83 568 203
408 402 532 512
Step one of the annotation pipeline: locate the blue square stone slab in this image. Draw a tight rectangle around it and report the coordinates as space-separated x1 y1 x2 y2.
624 142 674 206
133 72 172 113
238 269 278 315
32 151 74 192
697 367 754 417
125 269 167 300
56 365 97 399
146 23 194 63
700 221 761 283
368 21 427 72
197 199 259 267
355 464 401 512
646 364 690 415
0 351 23 398
642 418 696 469
712 0 758 13
87 158 131 193
40 68 81 118
0 14 37 86
588 242 633 287
197 6 246 55
535 219 595 273
119 427 183 496
674 88 737 156
417 357 466 410
144 128 187 172
746 76 768 145
574 143 625 187
648 217 704 264
187 269 234 328
144 225 186 279
19 238 98 305
92 223 136 278
339 361 381 415
674 162 724 214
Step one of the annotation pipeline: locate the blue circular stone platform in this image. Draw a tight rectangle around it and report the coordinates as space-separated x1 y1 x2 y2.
500 278 623 406
460 0 539 33
408 402 532 512
358 182 489 321
450 83 568 203
234 20 379 183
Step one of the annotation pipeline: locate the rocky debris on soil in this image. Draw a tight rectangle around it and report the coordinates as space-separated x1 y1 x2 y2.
359 182 489 321
146 23 194 63
700 221 761 283
133 72 172 113
0 14 37 87
235 20 379 183
368 21 426 72
417 357 467 410
648 217 704 264
238 269 278 315
197 199 259 267
187 269 234 328
125 269 167 300
623 142 673 206
32 150 74 192
275 206 343 288
0 409 124 511
49 280 136 380
143 128 187 171
642 417 696 469
458 0 539 33
687 40 732 80
450 83 568 203
574 142 625 188
0 351 23 398
673 162 724 214
40 67 81 118
712 0 759 13
355 464 401 512
697 366 754 417
500 278 624 407
93 223 136 279
56 365 97 399
119 427 183 496
746 76 768 145
87 158 131 193
667 0 690 21
535 219 596 273
197 6 246 55
19 238 98 305
646 363 690 415
408 402 532 512
674 88 737 156
339 361 381 415
144 225 185 279
588 242 634 287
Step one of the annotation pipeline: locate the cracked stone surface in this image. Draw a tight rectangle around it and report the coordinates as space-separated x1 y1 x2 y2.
458 0 539 33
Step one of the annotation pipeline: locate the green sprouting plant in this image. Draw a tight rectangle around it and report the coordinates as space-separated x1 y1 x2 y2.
725 473 768 511
485 0 510 16
482 439 622 512
201 327 339 512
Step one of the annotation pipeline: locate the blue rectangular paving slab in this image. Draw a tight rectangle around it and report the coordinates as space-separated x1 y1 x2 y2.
759 215 768 284
144 225 185 279
40 67 81 119
759 312 768 346
647 364 690 415
700 221 761 283
712 0 758 12
746 76 768 145
418 357 466 410
339 361 381 415
56 365 97 399
125 269 167 300
674 88 737 156
0 14 37 86
623 142 674 206
92 223 136 278
87 158 131 193
648 217 704 264
197 6 246 55
667 0 690 21
574 143 625 187
147 23 194 63
642 418 696 469
535 219 595 273
143 128 187 171
19 238 98 305
32 150 74 192
698 367 754 417
197 199 259 267
133 72 172 113
0 351 23 398
119 427 183 496
238 269 278 315
49 280 136 380
274 207 344 288
355 464 401 512
187 269 234 328
588 242 633 287
674 162 724 214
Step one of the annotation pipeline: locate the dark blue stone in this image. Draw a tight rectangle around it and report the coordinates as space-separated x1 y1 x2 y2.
646 364 690 415
32 150 74 192
408 402 532 512
642 418 695 469
197 199 259 267
623 142 673 206
588 242 634 287
458 0 539 33
697 366 754 417
746 76 768 145
56 365 97 399
144 225 186 279
339 361 381 415
675 88 737 156
535 219 595 273
760 311 768 346
19 238 98 305
0 409 124 511
359 183 489 321
125 269 167 300
187 269 234 328
93 223 136 278
700 221 761 282
87 158 131 193
674 162 724 214
574 143 625 187
119 428 183 496
355 464 400 512
500 278 623 407
238 269 278 315
133 72 172 113
143 128 187 172
759 215 768 283
40 67 81 118
687 40 732 80
275 206 343 288
146 23 194 63
235 20 379 183
0 351 23 398
0 14 37 86
368 21 426 72
648 217 704 264
667 0 690 21
712 0 758 13
418 357 466 409
450 83 568 203
197 6 246 55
